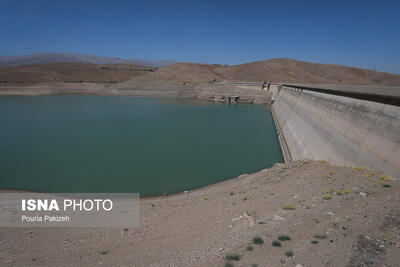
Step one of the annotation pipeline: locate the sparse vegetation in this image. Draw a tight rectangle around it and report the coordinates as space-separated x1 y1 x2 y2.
285 250 294 257
247 245 254 251
252 237 264 244
323 194 332 200
100 250 109 255
272 240 282 247
383 184 391 188
229 192 234 195
283 203 296 210
278 235 291 241
225 253 241 261
314 233 328 239
352 166 365 172
242 197 248 201
379 174 389 180
224 263 234 267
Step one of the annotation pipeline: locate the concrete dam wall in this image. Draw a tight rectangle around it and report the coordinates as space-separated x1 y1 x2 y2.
271 85 400 178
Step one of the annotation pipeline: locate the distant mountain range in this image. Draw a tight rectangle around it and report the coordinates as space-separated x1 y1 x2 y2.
0 53 176 67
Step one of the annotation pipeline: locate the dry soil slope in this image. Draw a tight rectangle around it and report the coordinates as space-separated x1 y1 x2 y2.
0 62 156 84
123 58 400 86
120 62 225 84
3 58 400 87
223 58 400 86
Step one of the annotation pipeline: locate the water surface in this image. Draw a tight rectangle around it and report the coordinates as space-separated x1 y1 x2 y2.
0 95 283 195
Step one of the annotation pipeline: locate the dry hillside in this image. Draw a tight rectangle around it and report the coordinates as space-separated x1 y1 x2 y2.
123 58 400 86
2 58 400 87
118 62 225 84
223 58 400 86
0 62 156 85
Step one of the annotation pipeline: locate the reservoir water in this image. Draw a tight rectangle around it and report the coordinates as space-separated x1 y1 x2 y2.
0 95 283 195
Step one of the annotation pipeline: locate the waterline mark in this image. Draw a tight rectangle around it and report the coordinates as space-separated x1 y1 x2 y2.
0 193 139 227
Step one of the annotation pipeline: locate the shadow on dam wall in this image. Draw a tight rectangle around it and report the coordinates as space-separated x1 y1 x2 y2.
270 84 400 179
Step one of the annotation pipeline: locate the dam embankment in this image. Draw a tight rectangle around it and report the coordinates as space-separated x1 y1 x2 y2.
271 84 400 178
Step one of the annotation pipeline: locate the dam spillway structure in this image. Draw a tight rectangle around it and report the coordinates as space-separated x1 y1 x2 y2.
270 83 400 179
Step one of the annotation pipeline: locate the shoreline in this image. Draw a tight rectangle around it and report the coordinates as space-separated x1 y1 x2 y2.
0 164 272 201
0 81 273 104
1 160 399 266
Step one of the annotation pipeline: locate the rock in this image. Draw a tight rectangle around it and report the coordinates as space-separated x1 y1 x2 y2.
184 191 188 194
217 247 224 252
243 212 255 227
25 231 33 234
360 192 367 198
274 215 286 221
326 212 335 217
295 265 303 267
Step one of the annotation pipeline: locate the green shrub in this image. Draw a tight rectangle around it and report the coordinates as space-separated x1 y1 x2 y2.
272 240 282 247
252 237 264 244
311 240 319 244
247 245 254 251
314 233 328 239
278 235 291 241
285 250 294 257
225 254 241 261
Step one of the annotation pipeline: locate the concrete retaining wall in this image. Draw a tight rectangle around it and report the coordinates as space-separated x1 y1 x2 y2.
271 85 400 178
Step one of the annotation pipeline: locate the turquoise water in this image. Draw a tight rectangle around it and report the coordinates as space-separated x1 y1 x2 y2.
0 95 283 195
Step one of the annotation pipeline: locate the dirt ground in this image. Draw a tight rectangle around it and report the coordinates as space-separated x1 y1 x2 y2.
1 160 399 266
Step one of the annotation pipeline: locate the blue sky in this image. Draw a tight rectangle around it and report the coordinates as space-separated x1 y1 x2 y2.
1 0 399 73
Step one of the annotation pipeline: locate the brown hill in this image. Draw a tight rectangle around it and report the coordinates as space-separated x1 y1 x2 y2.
120 62 225 84
129 58 400 86
2 58 400 87
0 62 157 85
223 58 400 86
